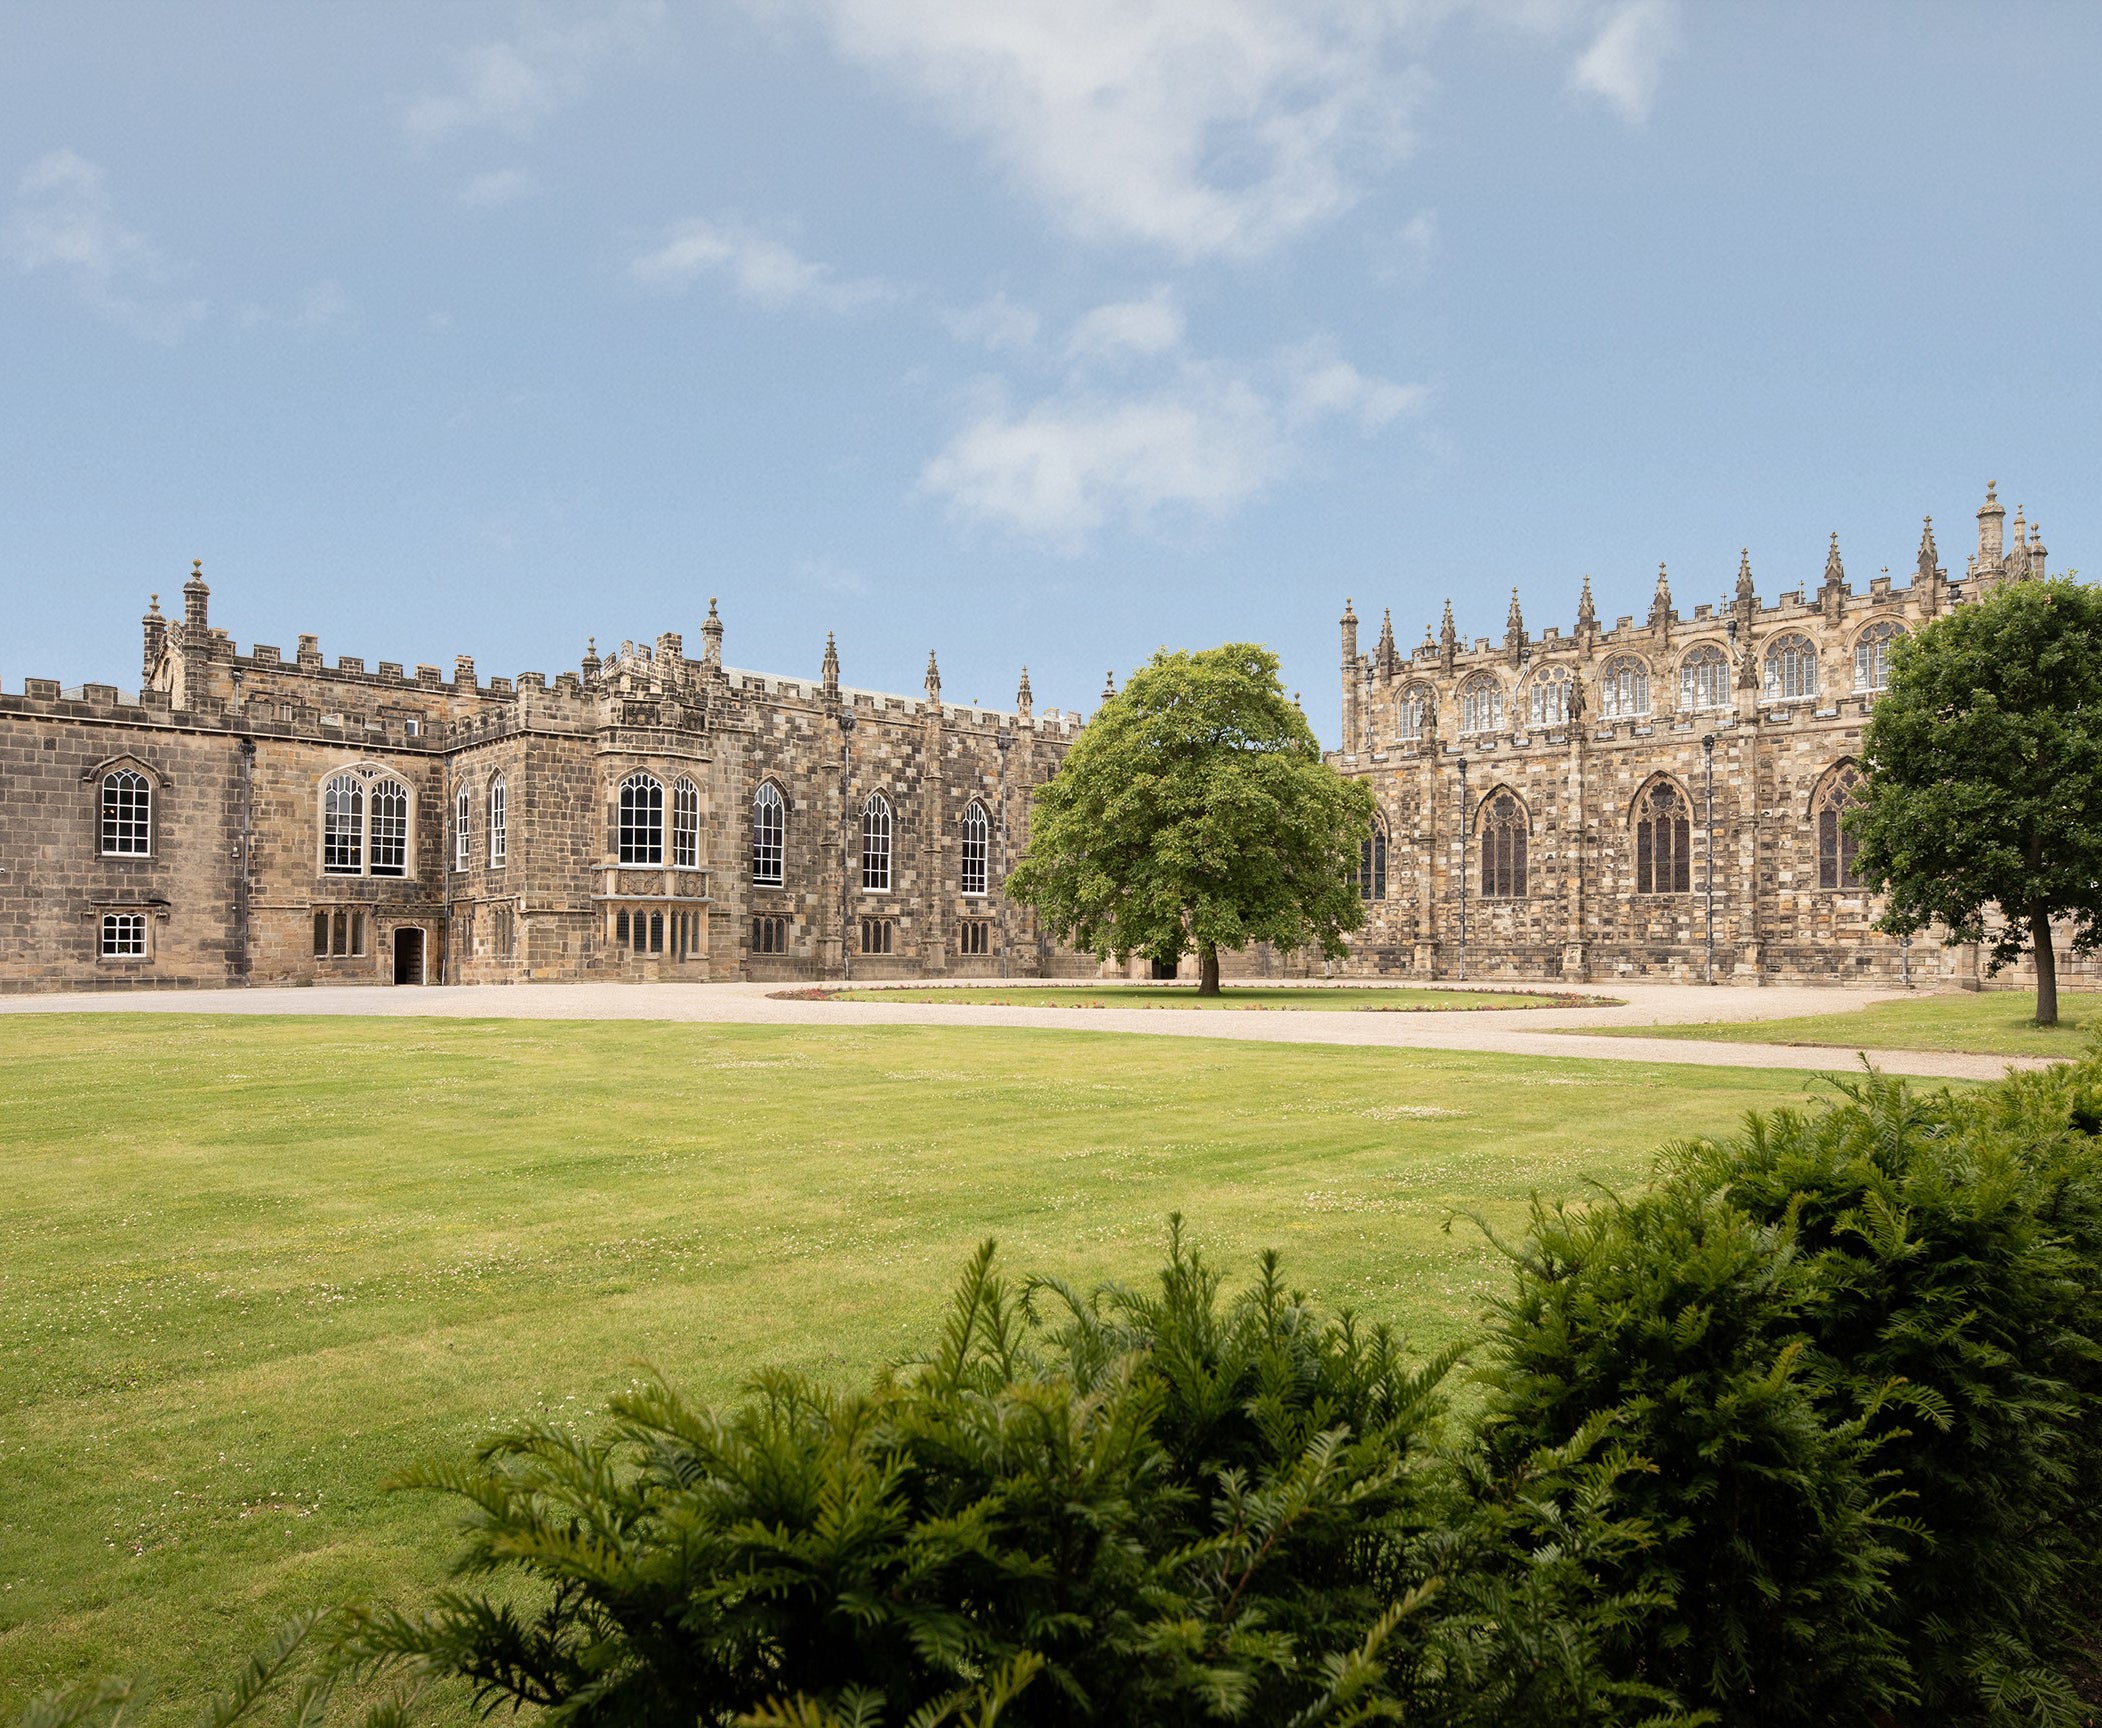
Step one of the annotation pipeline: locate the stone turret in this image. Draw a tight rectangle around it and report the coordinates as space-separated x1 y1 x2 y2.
1973 480 2006 579
1101 668 1117 705
1339 598 1360 748
182 559 209 633
1916 518 1945 614
1820 533 1847 620
1648 563 1673 636
1505 588 1525 664
1376 608 1397 677
701 597 723 667
581 637 602 684
141 593 165 684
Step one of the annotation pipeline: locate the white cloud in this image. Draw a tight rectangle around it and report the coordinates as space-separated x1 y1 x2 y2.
921 341 1421 545
405 2 665 143
238 280 352 330
460 167 538 208
1568 0 1679 123
631 217 891 313
801 0 1430 259
4 149 206 341
944 292 1040 352
1067 288 1184 361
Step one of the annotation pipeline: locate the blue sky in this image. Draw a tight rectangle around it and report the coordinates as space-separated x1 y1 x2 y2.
4 1 2097 737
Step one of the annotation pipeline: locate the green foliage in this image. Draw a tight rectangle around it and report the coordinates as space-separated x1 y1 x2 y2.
1007 645 1374 986
1850 576 2102 1018
1466 1186 1909 1724
1675 1066 2102 1725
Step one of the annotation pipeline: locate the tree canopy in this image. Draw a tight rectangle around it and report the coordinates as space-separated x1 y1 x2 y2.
1007 644 1374 993
1850 574 2102 1024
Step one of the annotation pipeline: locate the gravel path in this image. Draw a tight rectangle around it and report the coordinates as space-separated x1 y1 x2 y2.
0 979 2048 1081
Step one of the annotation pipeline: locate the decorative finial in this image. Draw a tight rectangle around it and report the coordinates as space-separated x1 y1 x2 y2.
1016 665 1033 709
148 593 160 613
925 649 941 701
1102 668 1117 703
1577 573 1597 631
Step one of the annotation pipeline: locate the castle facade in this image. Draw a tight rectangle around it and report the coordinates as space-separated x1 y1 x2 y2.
1329 483 2068 988
0 581 1081 991
0 481 2071 994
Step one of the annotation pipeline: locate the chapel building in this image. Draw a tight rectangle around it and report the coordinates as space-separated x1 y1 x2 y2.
1329 483 2069 987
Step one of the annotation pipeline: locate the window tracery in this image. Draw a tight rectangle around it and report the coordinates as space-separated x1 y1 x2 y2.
1853 621 1903 692
100 769 151 856
671 777 701 869
960 800 990 896
1599 656 1650 720
1528 666 1571 728
1359 817 1387 901
1764 634 1819 703
618 773 664 865
321 765 411 878
862 793 892 892
1479 792 1527 899
751 782 785 884
1816 763 1865 889
1679 643 1729 711
1634 780 1692 894
1459 675 1504 735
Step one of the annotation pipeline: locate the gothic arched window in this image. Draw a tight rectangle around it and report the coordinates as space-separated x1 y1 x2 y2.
1459 675 1504 735
454 783 473 872
1764 634 1819 703
1479 792 1527 899
1853 621 1903 692
1359 817 1387 901
861 793 892 892
321 764 414 878
751 782 784 884
1599 656 1650 720
961 800 991 896
1816 763 1865 889
1528 666 1570 728
671 777 701 869
99 768 152 856
1679 643 1729 711
1634 780 1691 894
618 773 664 865
1397 686 1431 741
488 776 507 868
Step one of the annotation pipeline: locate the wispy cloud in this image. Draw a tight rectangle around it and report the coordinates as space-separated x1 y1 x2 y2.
801 0 1430 260
631 217 890 313
405 2 665 144
922 303 1421 545
4 149 206 341
460 167 538 208
1568 0 1679 124
1067 288 1184 361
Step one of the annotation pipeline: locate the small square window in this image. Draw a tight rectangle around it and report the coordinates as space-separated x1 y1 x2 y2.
101 912 146 958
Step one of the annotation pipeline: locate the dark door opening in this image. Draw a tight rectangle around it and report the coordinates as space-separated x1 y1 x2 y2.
393 925 425 985
1150 958 1178 980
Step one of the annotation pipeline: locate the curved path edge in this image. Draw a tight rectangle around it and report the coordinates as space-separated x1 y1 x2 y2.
0 980 2050 1083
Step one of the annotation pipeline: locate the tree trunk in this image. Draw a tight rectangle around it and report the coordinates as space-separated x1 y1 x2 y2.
2032 904 2059 1027
1198 943 1221 996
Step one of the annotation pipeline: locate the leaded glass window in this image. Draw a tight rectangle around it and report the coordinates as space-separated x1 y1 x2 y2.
960 801 990 896
1635 781 1692 894
618 773 664 865
100 769 151 856
862 794 892 892
672 777 701 870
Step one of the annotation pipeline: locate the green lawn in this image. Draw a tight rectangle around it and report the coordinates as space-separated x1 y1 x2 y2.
801 984 1587 1010
1588 989 2102 1058
1 1014 1858 1720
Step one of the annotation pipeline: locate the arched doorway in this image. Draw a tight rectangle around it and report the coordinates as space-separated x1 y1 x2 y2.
392 925 425 985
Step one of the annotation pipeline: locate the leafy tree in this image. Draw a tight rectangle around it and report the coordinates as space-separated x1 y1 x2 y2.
1849 575 2102 1024
1007 645 1374 994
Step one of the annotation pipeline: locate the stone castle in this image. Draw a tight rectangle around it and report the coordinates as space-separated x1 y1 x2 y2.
0 482 2069 992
